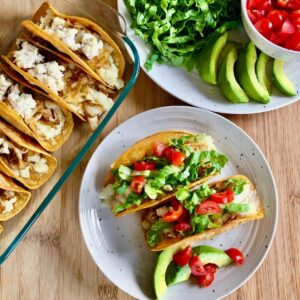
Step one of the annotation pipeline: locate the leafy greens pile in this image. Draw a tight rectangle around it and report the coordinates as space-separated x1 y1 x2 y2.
124 0 241 70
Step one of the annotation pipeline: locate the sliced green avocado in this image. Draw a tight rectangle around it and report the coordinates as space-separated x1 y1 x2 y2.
218 42 241 67
236 42 270 103
193 245 233 267
154 246 180 299
273 59 297 96
256 52 272 94
198 32 228 85
217 47 250 103
166 262 191 286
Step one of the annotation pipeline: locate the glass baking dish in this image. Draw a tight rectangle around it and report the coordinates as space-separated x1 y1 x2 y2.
0 0 139 264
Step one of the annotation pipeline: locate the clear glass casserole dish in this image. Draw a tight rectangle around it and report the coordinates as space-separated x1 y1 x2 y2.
0 0 140 264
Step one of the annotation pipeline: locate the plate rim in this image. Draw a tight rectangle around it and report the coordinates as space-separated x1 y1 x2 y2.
78 106 278 299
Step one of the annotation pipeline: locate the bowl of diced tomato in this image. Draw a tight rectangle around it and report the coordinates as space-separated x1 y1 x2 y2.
241 0 300 61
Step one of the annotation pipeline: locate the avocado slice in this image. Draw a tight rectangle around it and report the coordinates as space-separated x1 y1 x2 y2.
236 42 270 103
198 32 228 85
154 246 180 299
218 42 241 67
256 52 272 94
166 262 191 286
273 59 297 96
217 47 250 103
193 245 233 267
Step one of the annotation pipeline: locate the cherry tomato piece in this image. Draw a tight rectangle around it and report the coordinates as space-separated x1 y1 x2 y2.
284 32 300 50
225 248 245 265
133 161 156 171
198 271 215 287
130 176 146 194
209 189 234 204
174 221 192 232
173 246 193 266
164 147 176 160
204 263 217 274
254 18 273 38
162 200 183 222
268 10 288 29
189 256 206 276
153 141 167 157
177 208 190 223
171 151 185 166
196 200 221 215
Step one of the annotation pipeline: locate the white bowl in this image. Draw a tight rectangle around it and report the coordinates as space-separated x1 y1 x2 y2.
241 0 300 62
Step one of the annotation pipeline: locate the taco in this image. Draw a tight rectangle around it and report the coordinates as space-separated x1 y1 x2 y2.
1 38 116 130
0 119 57 189
99 131 228 216
0 63 73 152
141 175 264 251
0 172 31 221
22 1 125 89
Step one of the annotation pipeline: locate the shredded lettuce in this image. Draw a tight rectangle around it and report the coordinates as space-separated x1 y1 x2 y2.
113 192 143 213
223 203 249 213
147 221 171 247
226 178 247 195
124 0 241 70
190 214 209 233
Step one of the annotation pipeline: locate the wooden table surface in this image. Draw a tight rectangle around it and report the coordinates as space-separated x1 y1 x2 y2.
0 0 299 299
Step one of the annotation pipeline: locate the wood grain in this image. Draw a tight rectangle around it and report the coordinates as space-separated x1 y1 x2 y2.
0 0 299 299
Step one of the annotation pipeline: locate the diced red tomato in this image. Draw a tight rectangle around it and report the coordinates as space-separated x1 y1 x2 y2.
133 161 156 171
247 0 268 9
291 16 300 29
177 208 190 223
268 10 288 29
170 151 185 166
285 0 300 10
189 256 206 276
270 32 289 45
174 221 192 232
204 263 217 274
289 9 300 20
256 0 272 11
254 18 273 38
198 271 215 287
130 176 145 194
173 246 193 266
161 200 183 222
284 32 300 50
153 141 167 157
209 189 234 204
164 146 176 160
280 19 296 34
225 248 245 265
196 201 221 215
277 0 288 8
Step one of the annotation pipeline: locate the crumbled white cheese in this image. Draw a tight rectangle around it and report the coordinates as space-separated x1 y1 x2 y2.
35 101 65 140
77 31 103 60
97 56 124 89
28 154 49 173
86 87 113 111
28 62 65 94
43 17 81 51
0 196 17 214
19 166 30 179
0 138 10 154
0 74 13 101
7 85 36 118
14 41 44 69
39 9 54 28
231 184 259 215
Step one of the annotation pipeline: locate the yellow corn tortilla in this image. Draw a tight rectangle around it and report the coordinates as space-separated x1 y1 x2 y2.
0 172 31 221
22 1 125 89
0 62 74 152
142 175 264 251
0 119 57 189
105 130 219 217
1 36 115 128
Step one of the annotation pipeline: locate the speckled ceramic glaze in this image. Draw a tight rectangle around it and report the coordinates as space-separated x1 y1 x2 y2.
241 0 300 62
118 0 300 114
79 106 278 300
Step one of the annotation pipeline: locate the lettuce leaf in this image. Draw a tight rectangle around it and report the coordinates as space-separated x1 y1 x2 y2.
147 221 171 247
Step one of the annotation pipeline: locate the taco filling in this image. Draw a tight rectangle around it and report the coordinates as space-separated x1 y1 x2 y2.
0 134 49 179
11 40 114 129
100 134 228 214
0 189 18 214
142 176 261 249
37 9 124 89
0 73 66 141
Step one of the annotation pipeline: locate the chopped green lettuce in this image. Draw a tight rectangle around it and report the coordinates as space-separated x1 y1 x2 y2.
226 178 247 195
147 221 171 247
223 203 250 213
118 165 132 181
113 192 143 213
190 214 209 233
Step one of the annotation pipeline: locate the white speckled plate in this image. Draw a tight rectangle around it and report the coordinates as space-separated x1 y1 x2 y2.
79 106 277 300
118 0 300 114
